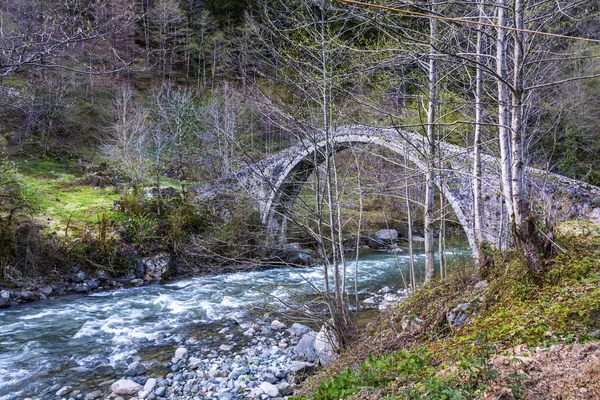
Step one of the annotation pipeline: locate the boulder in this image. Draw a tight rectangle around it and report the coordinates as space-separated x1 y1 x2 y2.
111 379 142 396
447 303 470 327
142 253 170 282
314 326 339 366
400 315 424 333
374 229 398 241
294 331 317 362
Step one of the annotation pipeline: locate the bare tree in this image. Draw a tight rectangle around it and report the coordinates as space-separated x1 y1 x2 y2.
0 0 136 77
104 86 151 193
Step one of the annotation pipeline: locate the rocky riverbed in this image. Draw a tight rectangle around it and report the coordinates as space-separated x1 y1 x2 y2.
1 247 470 400
31 318 338 400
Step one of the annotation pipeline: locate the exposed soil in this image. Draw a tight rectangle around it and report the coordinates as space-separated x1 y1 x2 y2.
486 342 600 400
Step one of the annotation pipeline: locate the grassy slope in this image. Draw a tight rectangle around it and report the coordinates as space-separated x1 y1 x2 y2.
294 220 600 399
12 156 119 235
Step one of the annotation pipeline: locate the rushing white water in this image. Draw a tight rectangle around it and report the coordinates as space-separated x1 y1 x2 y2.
0 247 468 399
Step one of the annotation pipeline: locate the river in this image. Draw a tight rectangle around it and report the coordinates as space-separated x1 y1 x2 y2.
0 246 469 399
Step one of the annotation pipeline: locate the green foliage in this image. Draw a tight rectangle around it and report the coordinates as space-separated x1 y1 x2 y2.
0 161 41 260
299 346 501 400
120 213 159 247
164 201 209 240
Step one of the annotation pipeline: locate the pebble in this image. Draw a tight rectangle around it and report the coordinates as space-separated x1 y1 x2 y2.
175 347 189 360
56 386 73 396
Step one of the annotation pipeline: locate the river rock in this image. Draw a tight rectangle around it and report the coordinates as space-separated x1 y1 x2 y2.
84 390 102 400
277 382 294 396
273 243 313 266
314 326 338 366
143 377 156 393
142 253 170 282
188 356 202 369
97 270 109 282
130 278 144 287
125 361 146 376
286 361 316 383
378 293 405 312
38 286 53 296
71 269 87 283
294 331 317 362
73 283 91 294
55 386 73 396
259 382 280 397
374 229 398 241
175 347 188 360
270 320 287 329
0 291 10 308
288 323 312 337
111 379 143 395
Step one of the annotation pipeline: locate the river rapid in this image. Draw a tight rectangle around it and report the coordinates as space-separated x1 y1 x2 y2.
0 247 468 399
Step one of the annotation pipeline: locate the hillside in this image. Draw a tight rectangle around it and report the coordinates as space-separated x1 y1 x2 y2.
292 221 600 399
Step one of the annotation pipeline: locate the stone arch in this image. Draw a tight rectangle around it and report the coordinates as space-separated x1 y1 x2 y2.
196 125 600 254
259 129 476 249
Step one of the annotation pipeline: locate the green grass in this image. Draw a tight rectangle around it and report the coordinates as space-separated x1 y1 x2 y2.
13 156 119 231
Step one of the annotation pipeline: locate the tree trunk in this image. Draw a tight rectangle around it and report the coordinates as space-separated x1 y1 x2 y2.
424 6 437 282
472 0 485 265
510 0 543 276
496 0 514 223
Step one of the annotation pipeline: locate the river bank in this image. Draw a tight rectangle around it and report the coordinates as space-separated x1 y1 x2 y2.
0 253 171 309
31 317 327 400
2 248 466 400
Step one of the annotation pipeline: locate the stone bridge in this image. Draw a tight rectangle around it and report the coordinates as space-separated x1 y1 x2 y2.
194 125 600 249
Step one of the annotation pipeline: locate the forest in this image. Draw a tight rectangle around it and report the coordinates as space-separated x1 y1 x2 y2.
1 0 600 399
